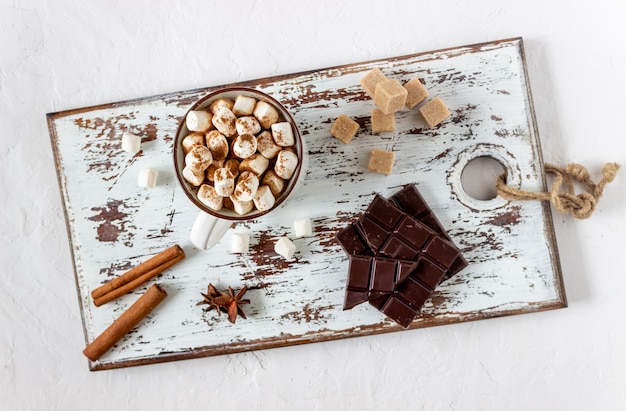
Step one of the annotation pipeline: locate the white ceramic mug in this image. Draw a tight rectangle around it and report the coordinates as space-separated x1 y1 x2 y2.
173 87 305 249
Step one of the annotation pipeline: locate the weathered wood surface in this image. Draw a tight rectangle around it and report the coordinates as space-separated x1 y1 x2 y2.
47 38 566 370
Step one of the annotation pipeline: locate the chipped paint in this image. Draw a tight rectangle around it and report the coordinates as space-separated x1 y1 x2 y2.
47 38 565 370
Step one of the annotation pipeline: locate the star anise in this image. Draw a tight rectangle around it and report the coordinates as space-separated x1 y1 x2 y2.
197 283 250 324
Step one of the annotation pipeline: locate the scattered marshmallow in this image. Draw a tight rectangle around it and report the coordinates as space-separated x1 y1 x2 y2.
235 116 261 136
252 185 276 211
253 100 279 129
274 150 299 179
122 131 141 154
198 184 223 211
232 95 257 116
138 168 158 188
186 110 213 132
274 237 297 259
271 122 295 147
231 232 250 254
294 218 313 238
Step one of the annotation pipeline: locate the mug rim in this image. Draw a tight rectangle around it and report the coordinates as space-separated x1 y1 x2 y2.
173 87 303 221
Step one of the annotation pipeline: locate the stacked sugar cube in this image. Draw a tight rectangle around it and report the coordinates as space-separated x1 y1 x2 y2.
330 68 451 176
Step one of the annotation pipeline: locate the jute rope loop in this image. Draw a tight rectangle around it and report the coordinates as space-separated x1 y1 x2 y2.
495 162 620 219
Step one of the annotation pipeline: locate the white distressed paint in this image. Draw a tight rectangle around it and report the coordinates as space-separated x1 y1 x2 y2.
48 38 565 370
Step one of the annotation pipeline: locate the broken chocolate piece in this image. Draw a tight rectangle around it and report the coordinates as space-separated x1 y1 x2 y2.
389 184 468 279
344 255 416 310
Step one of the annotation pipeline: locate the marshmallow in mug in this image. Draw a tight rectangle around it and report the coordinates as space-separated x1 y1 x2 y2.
275 150 299 179
212 106 238 137
257 131 282 159
235 116 262 136
253 100 280 129
232 134 258 159
271 122 295 146
232 95 257 116
198 184 223 211
205 130 229 161
239 153 269 176
233 170 259 202
186 110 213 132
185 145 213 171
253 185 276 211
214 167 235 197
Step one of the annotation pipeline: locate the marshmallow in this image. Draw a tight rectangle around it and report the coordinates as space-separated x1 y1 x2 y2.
232 95 257 116
233 170 259 202
253 185 276 212
230 196 254 215
181 132 205 154
274 150 299 179
205 130 229 160
211 106 237 137
253 100 279 129
205 159 225 183
186 110 213 132
232 134 257 159
271 122 295 147
224 158 240 179
231 232 250 254
274 237 297 259
257 130 282 159
262 170 286 197
236 116 262 136
209 98 234 114
122 131 141 154
182 165 205 186
294 218 313 238
185 145 213 171
138 168 158 188
214 167 235 197
198 184 223 211
239 153 269 176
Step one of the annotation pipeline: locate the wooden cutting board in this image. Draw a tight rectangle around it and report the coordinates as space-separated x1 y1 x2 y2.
47 37 566 371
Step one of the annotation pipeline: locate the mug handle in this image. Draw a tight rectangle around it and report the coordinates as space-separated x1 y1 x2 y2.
190 211 233 250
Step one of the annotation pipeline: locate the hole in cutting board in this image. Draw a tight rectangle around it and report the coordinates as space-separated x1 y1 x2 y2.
460 156 507 201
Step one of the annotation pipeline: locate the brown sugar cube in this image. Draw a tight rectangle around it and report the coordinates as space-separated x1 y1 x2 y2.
330 114 360 144
374 79 408 114
371 109 395 133
419 96 450 127
404 78 429 109
359 68 387 99
368 148 395 175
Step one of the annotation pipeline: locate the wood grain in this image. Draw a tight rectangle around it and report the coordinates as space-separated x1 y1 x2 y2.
47 37 566 371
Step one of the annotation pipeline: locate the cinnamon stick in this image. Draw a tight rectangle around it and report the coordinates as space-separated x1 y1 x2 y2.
83 283 167 362
91 245 184 305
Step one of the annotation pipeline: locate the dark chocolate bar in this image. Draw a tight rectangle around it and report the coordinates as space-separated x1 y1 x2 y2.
335 184 469 328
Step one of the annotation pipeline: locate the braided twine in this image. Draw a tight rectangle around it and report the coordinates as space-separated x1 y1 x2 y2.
495 163 620 219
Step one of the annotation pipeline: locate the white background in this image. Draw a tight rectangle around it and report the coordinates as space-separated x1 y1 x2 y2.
2 1 625 410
